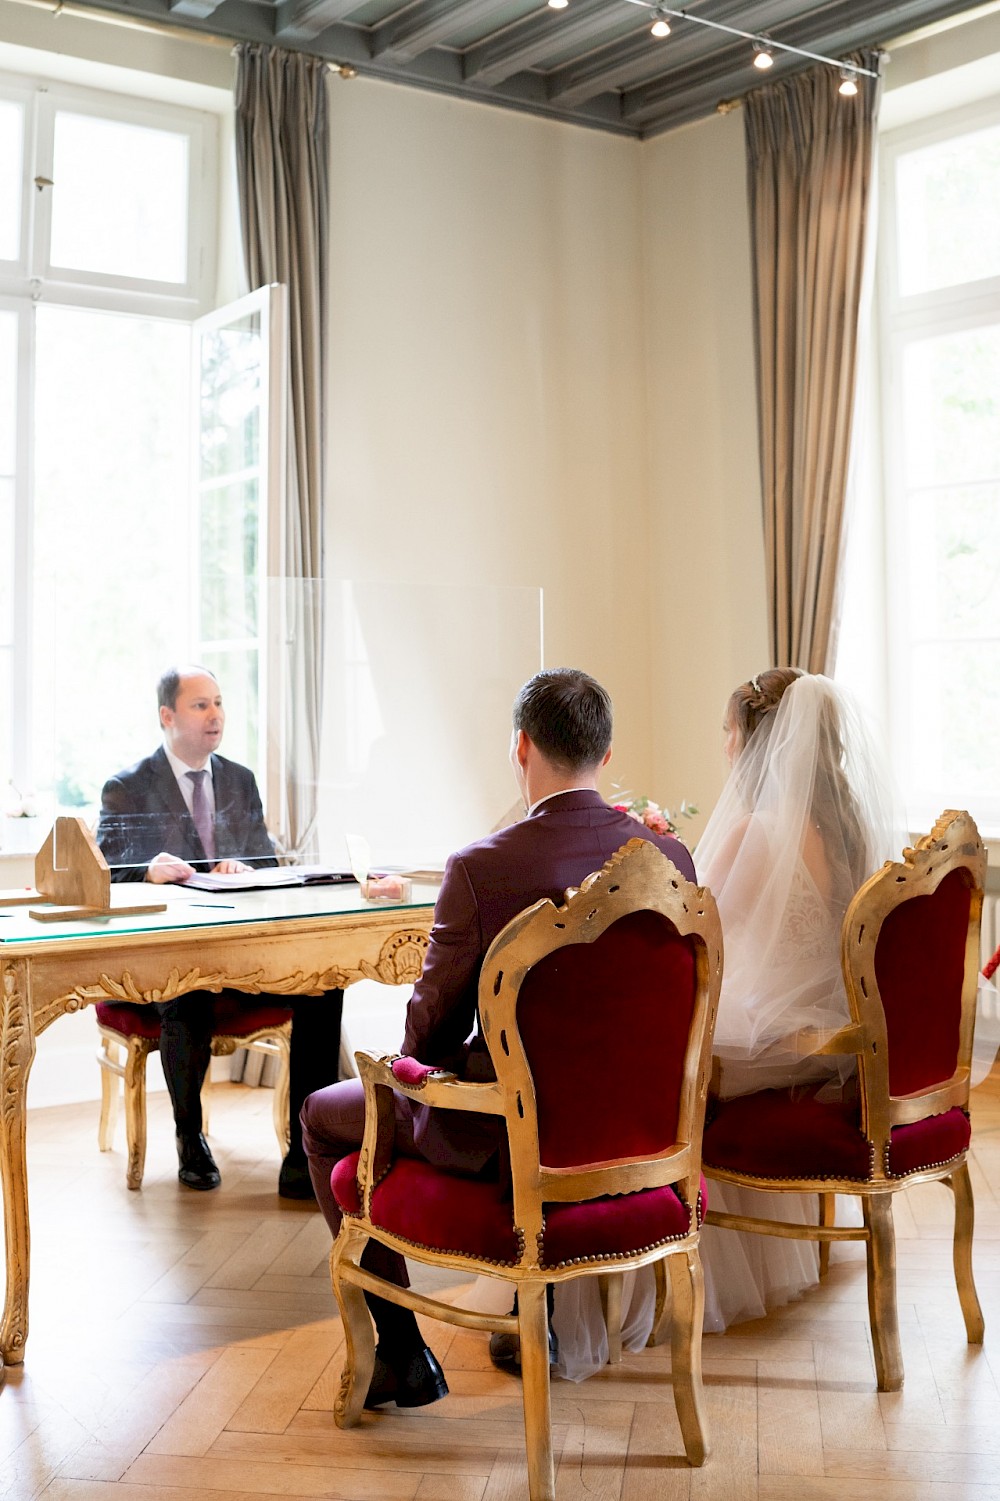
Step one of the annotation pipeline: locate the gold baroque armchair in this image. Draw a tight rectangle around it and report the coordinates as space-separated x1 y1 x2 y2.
326 837 723 1500
96 996 293 1189
701 809 986 1391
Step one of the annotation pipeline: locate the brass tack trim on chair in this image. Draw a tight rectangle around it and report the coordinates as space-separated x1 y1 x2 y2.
883 1141 968 1180
534 1191 705 1269
369 1226 524 1268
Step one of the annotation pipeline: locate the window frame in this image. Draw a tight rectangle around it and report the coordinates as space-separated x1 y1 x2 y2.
0 67 226 807
0 70 218 319
877 94 1000 834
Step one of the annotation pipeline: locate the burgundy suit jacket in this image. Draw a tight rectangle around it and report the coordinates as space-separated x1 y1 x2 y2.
399 789 696 1172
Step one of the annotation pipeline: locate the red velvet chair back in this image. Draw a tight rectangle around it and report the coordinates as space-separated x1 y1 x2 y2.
515 909 698 1169
843 810 985 1148
478 838 722 1246
875 867 972 1097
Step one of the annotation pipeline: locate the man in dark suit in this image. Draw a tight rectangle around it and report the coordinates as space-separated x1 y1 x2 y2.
97 665 341 1198
301 667 696 1408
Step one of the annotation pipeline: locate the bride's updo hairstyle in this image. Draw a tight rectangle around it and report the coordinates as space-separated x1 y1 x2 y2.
726 667 803 753
731 667 869 903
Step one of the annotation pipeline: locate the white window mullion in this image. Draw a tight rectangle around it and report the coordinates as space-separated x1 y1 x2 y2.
12 300 34 791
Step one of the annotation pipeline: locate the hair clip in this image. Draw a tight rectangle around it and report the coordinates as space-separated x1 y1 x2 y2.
751 676 762 694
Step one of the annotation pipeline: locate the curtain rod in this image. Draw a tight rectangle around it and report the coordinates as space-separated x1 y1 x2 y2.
1 0 235 49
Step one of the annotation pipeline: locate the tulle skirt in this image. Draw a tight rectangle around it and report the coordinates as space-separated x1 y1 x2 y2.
550 1183 821 1378
551 1269 658 1382
700 1181 820 1332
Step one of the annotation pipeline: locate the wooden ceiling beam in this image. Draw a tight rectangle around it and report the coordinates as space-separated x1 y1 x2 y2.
274 0 364 42
464 0 636 87
372 0 507 65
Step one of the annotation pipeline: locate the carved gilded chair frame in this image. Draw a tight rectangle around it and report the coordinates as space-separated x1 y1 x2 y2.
702 809 986 1391
330 838 723 1500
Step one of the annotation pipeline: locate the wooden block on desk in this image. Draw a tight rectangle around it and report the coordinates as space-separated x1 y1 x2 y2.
28 902 167 922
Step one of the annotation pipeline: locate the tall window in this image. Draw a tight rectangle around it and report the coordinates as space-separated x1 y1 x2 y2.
0 72 279 822
877 99 1000 834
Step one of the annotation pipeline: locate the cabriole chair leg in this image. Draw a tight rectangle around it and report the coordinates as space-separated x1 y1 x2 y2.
863 1193 903 1392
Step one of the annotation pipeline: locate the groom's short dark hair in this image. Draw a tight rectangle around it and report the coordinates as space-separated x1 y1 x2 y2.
512 669 613 772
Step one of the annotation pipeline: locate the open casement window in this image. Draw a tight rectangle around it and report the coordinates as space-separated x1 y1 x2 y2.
192 284 288 832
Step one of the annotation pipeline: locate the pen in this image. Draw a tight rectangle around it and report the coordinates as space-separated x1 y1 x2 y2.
190 903 236 909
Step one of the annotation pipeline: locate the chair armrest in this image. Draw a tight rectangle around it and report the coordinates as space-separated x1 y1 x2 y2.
355 1051 505 1115
352 1051 506 1212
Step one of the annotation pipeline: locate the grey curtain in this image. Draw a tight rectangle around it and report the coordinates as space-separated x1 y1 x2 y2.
234 44 328 855
744 51 883 673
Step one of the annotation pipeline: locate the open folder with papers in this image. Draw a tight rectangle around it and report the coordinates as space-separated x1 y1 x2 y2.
181 865 356 893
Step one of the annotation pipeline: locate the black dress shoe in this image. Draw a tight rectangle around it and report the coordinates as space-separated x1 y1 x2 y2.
176 1132 221 1191
277 1157 316 1201
489 1322 559 1374
364 1343 449 1409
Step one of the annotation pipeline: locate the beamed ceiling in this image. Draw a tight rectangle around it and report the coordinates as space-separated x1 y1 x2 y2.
59 0 990 135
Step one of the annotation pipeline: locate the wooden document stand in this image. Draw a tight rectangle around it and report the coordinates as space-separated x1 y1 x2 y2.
28 817 166 922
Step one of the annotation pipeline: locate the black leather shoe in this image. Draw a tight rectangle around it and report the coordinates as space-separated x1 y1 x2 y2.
489 1323 559 1374
176 1132 221 1191
364 1344 449 1409
277 1157 316 1201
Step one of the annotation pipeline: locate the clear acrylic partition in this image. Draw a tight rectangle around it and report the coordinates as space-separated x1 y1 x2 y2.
312 579 544 871
42 576 542 881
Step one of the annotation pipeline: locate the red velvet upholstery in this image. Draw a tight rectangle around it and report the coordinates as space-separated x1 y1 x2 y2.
703 1090 971 1183
516 909 697 1169
331 1150 706 1267
875 867 971 1097
95 997 293 1040
540 1178 707 1267
886 1108 970 1177
703 1090 872 1181
391 1057 443 1087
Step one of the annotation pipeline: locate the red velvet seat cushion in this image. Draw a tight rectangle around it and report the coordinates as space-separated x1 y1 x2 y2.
96 997 292 1040
886 1107 970 1177
704 1090 872 1180
331 1151 705 1267
703 1089 970 1183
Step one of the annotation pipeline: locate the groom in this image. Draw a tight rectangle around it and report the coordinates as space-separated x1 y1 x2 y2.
301 667 696 1406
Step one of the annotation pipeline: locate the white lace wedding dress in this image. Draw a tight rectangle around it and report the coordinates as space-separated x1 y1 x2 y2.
551 676 897 1376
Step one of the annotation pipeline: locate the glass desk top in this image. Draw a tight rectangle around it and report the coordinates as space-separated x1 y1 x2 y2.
0 880 439 945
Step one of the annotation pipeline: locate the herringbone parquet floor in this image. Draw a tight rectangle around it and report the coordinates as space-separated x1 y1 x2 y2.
4 1071 1000 1501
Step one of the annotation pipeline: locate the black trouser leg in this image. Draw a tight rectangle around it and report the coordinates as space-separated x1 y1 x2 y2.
154 992 215 1136
285 988 344 1163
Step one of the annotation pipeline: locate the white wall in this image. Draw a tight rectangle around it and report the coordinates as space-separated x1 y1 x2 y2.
322 78 656 818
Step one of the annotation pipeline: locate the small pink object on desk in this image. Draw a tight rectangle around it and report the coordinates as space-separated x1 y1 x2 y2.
360 874 412 903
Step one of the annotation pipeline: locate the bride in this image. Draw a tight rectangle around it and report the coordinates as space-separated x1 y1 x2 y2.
552 668 897 1372
695 668 896 1331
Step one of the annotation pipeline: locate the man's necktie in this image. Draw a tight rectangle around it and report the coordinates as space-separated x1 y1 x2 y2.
186 769 216 862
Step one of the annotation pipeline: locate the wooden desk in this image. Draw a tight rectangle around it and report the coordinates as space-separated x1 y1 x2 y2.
0 882 437 1370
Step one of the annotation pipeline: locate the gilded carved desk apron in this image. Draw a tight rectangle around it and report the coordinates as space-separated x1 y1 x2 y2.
0 883 435 1372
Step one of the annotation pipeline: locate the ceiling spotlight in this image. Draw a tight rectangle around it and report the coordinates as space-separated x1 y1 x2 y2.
838 67 859 96
650 7 670 37
547 0 569 9
752 41 774 70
